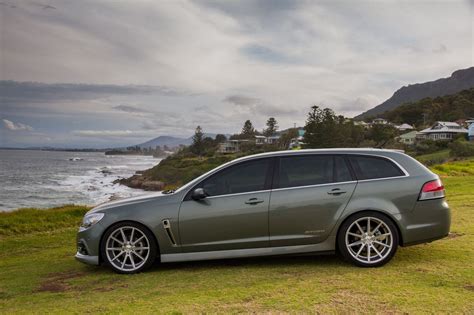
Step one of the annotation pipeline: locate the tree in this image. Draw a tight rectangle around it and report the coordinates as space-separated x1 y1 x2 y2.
214 134 227 143
241 120 256 139
278 128 299 149
367 124 397 147
264 117 278 137
191 125 205 156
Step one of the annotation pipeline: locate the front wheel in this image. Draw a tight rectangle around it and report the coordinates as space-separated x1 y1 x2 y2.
101 222 157 274
338 212 399 267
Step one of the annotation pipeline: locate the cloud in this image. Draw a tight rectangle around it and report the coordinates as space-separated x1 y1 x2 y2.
113 104 150 114
1 0 472 148
2 119 34 131
72 129 135 137
223 95 261 106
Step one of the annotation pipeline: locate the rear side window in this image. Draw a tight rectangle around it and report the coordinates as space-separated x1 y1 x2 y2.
277 155 353 188
348 155 404 180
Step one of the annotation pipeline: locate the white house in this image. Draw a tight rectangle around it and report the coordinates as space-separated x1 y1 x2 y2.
396 123 414 131
372 118 388 125
218 140 244 153
418 121 468 141
398 130 417 145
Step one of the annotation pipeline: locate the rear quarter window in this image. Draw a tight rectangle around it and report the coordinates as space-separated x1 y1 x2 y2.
349 155 404 180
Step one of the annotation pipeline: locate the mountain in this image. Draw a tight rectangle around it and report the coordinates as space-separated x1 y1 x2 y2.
355 67 474 120
381 88 474 127
136 133 226 149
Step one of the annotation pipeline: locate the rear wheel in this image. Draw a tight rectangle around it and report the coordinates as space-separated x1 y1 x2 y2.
338 212 398 267
101 222 157 274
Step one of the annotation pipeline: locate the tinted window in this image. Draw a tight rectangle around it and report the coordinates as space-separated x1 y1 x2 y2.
349 155 404 180
199 159 271 196
278 155 334 188
335 156 353 182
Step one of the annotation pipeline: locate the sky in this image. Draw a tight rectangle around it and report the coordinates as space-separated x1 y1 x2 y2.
1 0 473 148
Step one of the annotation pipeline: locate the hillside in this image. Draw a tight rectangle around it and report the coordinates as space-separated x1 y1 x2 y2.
381 88 474 126
356 67 474 120
137 133 225 149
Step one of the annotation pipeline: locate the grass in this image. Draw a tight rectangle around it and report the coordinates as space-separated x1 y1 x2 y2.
1 161 473 313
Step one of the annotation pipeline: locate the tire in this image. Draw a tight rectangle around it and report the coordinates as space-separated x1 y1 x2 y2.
100 221 158 274
337 211 399 267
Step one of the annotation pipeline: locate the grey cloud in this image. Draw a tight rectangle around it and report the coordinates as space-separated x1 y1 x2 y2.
223 95 261 106
113 104 150 114
0 81 191 104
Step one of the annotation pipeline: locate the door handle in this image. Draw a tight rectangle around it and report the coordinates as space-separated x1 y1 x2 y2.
245 198 264 205
327 188 347 196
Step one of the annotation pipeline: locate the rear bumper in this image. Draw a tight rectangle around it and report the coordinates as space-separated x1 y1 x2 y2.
400 198 451 246
75 252 99 265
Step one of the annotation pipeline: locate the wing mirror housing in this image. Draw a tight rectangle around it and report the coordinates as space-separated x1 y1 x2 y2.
191 188 207 200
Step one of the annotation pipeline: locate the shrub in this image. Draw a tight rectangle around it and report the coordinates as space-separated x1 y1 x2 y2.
449 139 474 157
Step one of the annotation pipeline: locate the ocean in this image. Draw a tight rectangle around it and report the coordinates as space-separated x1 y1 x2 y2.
0 149 161 212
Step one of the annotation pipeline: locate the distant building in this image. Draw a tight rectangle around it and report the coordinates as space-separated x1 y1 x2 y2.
289 129 305 149
218 140 243 153
398 130 418 145
396 123 414 131
254 135 280 145
255 135 266 145
418 121 468 141
372 118 388 125
354 121 369 128
469 124 474 142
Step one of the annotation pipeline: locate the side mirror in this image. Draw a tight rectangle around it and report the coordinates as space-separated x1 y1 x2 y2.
191 188 207 200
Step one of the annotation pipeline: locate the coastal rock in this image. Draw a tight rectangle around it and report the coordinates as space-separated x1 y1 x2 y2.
141 181 165 191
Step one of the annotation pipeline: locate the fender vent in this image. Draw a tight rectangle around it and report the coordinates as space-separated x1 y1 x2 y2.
162 219 177 246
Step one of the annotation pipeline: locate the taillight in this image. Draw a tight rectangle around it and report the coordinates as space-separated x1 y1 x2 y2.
419 179 445 200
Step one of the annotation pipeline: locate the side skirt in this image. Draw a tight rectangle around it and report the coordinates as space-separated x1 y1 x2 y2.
160 236 336 263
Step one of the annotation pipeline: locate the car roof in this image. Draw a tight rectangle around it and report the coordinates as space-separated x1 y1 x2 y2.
232 148 405 162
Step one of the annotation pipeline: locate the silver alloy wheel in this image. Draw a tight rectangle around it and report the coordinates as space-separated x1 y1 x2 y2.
345 216 393 264
105 226 150 272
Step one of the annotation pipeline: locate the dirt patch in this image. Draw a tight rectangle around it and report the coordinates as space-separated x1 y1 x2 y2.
464 285 474 291
447 232 465 239
35 270 86 293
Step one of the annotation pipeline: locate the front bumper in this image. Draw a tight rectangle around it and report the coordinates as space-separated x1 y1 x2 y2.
75 252 100 265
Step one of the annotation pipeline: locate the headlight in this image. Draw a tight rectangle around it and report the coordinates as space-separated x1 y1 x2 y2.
81 213 104 229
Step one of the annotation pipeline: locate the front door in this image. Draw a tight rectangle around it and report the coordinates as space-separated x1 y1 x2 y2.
179 158 274 252
269 155 357 246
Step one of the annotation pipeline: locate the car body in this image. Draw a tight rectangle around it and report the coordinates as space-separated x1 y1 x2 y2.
76 149 451 273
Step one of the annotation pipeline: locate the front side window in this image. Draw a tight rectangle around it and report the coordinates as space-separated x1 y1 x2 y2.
278 155 335 189
198 158 271 197
348 155 404 180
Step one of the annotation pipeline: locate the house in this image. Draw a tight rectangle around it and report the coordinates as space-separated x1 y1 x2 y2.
396 123 414 131
289 129 305 149
397 130 417 145
469 124 474 142
372 118 388 125
255 135 266 145
417 121 468 141
254 135 280 145
354 121 369 128
266 135 280 145
218 140 243 153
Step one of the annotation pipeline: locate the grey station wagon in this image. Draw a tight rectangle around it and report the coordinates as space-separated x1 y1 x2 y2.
76 149 451 273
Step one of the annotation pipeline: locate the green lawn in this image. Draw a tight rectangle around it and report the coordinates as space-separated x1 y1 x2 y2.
1 162 473 313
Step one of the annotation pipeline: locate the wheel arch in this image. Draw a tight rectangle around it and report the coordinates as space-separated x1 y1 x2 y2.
98 220 160 264
334 210 404 251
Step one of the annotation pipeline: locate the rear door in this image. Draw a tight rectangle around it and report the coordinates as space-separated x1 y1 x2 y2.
178 158 274 252
269 154 357 246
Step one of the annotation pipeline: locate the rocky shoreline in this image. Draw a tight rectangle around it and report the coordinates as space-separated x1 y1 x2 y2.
115 174 165 191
